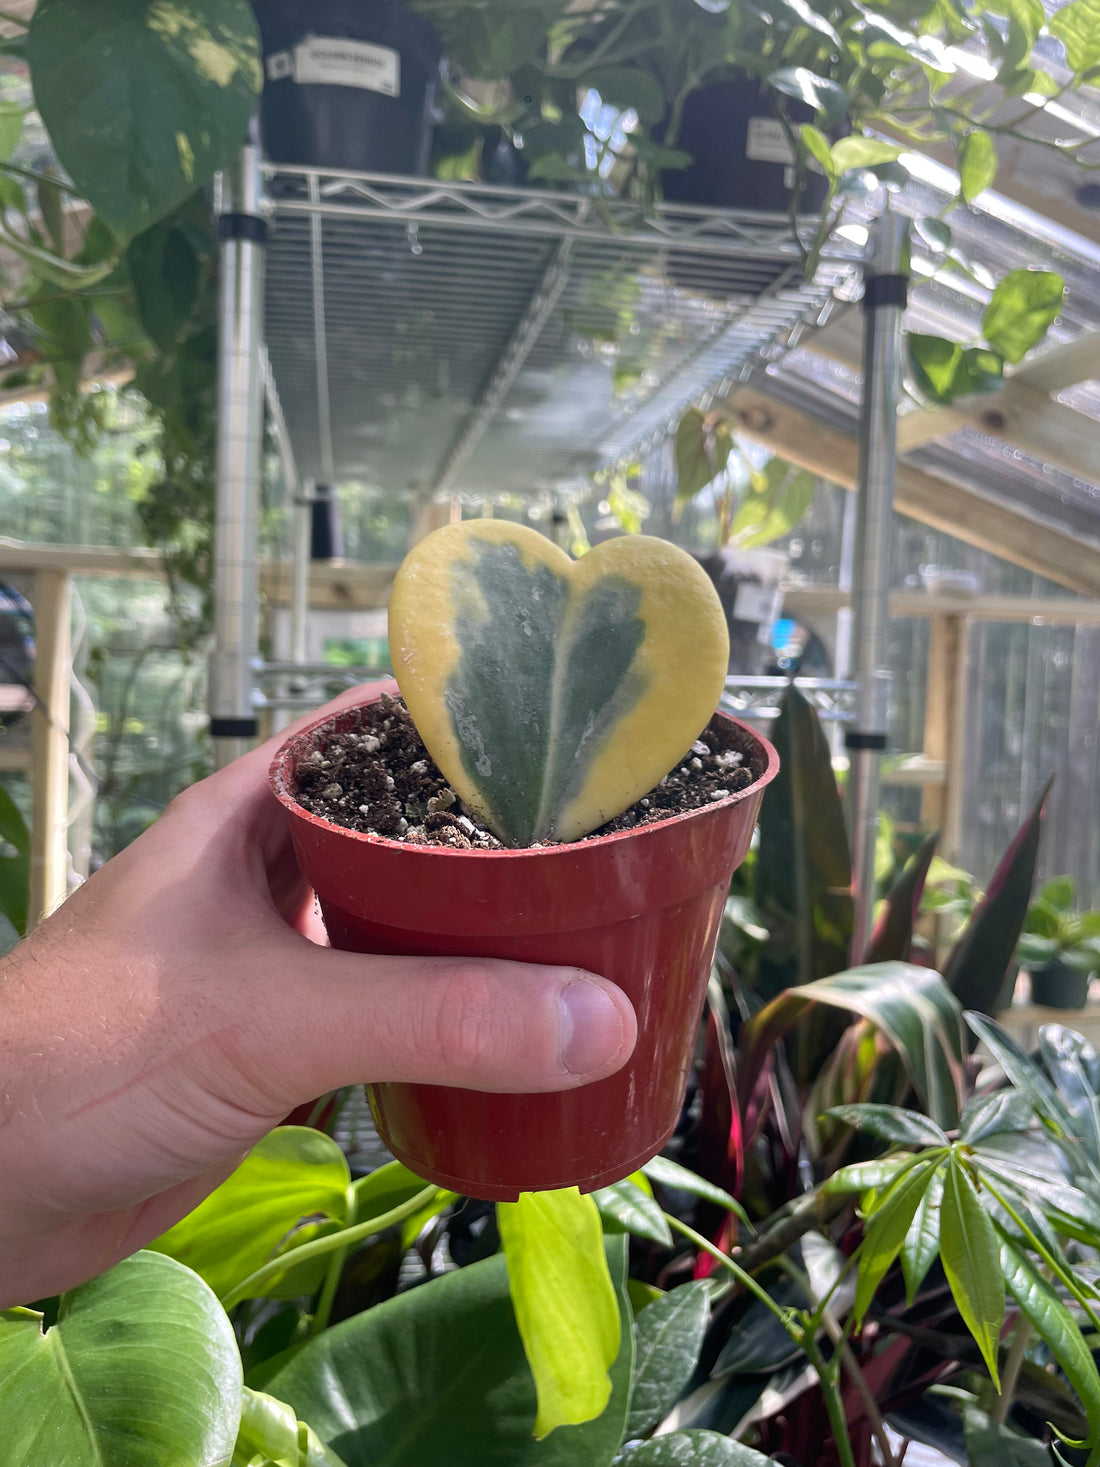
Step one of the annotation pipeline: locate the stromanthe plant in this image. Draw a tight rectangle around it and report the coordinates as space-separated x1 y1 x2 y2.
387 520 729 846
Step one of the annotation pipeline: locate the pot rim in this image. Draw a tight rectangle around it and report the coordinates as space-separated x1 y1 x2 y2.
269 695 779 860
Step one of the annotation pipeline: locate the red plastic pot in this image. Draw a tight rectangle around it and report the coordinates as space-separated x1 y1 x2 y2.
270 698 778 1201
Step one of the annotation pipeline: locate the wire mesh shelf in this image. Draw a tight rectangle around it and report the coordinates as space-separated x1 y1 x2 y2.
263 168 863 497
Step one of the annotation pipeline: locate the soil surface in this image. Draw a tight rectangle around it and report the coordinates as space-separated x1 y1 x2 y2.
292 693 761 850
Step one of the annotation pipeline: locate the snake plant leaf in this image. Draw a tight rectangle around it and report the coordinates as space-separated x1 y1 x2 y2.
388 521 729 846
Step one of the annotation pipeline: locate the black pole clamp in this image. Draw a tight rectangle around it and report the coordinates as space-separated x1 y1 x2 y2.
210 717 260 739
862 274 908 311
218 213 269 246
845 730 889 751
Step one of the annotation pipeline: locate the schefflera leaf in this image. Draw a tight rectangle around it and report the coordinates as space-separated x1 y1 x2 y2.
388 521 729 846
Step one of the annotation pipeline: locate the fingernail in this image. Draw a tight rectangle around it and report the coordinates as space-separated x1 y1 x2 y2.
560 980 624 1076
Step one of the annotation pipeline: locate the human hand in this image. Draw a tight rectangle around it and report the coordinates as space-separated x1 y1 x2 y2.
0 682 636 1308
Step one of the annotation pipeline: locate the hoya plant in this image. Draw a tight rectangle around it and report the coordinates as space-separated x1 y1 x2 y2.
387 519 730 845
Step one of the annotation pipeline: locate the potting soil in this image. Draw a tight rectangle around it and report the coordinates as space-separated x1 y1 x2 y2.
292 694 760 850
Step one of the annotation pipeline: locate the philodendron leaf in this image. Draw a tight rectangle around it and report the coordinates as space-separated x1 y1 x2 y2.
235 1387 349 1467
0 1251 241 1466
264 1238 633 1467
497 1189 621 1438
619 1431 777 1463
388 521 729 845
148 1127 350 1301
28 0 262 238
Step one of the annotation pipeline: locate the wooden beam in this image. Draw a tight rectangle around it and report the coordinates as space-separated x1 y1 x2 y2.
896 377 1099 484
724 386 1100 598
781 586 1100 624
921 611 969 858
0 543 399 611
1016 331 1100 397
29 569 70 928
262 561 398 610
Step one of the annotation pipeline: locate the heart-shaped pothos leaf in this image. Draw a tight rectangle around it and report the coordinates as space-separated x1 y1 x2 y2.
388 522 729 846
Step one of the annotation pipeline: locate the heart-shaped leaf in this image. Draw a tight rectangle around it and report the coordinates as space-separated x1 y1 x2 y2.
388 522 729 845
0 1251 241 1466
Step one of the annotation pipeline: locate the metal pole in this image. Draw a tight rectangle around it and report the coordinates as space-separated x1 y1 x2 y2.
210 139 268 769
847 209 909 961
291 480 313 666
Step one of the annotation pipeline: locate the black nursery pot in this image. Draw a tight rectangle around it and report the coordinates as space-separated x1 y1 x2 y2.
660 73 830 215
1030 959 1091 1011
252 0 443 173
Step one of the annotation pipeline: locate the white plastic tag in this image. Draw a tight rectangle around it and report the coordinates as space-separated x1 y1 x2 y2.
745 117 795 166
733 581 784 625
292 37 401 96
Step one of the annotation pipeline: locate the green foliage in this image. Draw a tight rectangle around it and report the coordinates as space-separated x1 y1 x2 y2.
754 684 852 1001
498 1189 621 1437
624 1283 711 1440
957 130 999 203
264 1238 634 1467
673 416 815 553
908 268 1066 406
1017 876 1100 974
235 1389 349 1467
28 0 261 238
0 782 30 937
149 1128 353 1301
743 962 966 1130
620 1434 776 1464
982 270 1066 366
942 774 1052 1016
0 1251 241 1466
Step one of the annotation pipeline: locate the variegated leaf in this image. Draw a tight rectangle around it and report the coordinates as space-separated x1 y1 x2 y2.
388 521 729 845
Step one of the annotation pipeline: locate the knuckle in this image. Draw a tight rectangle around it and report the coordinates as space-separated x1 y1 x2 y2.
432 962 504 1079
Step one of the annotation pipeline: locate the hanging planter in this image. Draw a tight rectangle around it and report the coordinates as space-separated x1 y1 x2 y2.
252 0 443 173
659 73 829 216
270 693 776 1199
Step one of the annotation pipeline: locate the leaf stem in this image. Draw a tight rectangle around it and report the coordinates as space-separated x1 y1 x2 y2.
992 1315 1031 1425
220 1185 440 1311
666 1212 860 1467
802 1331 859 1467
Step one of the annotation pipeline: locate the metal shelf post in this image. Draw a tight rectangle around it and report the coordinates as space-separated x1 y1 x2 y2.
847 210 909 959
210 140 268 768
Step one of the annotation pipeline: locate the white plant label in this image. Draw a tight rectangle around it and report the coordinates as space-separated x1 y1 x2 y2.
733 581 785 626
290 37 401 96
745 117 796 166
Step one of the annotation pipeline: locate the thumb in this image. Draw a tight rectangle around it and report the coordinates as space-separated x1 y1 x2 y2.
248 939 638 1107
